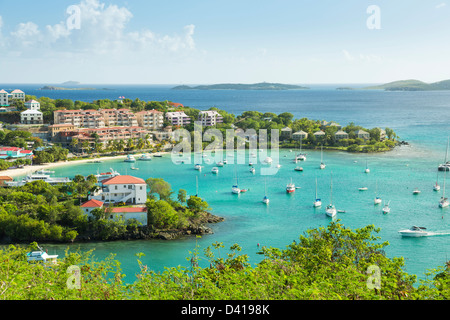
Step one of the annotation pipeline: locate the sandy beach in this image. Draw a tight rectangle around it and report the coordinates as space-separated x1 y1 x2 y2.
0 155 130 178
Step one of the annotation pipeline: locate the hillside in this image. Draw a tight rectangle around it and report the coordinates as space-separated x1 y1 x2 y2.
364 79 450 91
172 82 309 90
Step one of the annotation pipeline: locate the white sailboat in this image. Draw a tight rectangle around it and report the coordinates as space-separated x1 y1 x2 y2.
319 145 326 169
364 160 370 173
382 201 391 214
211 167 219 174
313 178 322 207
286 178 295 194
438 137 450 171
325 173 337 217
439 169 449 208
232 163 241 194
434 168 441 191
296 137 306 161
262 178 269 204
374 179 382 205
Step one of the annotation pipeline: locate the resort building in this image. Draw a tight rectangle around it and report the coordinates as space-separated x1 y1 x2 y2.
89 175 147 205
0 147 33 159
165 111 191 127
313 130 326 140
335 130 349 141
197 110 223 127
292 130 308 141
99 109 138 127
355 129 370 140
280 127 293 140
20 100 43 125
48 124 76 138
56 126 152 152
80 198 147 226
0 89 26 106
54 109 106 128
135 109 164 130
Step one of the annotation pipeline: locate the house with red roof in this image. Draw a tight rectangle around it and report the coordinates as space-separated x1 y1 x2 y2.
0 147 33 159
88 175 147 205
80 198 147 225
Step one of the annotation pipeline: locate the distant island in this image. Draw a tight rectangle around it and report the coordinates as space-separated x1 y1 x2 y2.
172 82 309 90
362 79 450 91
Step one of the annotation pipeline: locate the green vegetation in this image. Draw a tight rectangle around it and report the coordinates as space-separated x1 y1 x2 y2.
1 221 449 300
172 82 309 90
0 177 219 243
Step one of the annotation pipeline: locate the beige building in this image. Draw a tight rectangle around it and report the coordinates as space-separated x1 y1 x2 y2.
355 129 370 140
292 130 308 141
135 109 164 130
335 130 349 141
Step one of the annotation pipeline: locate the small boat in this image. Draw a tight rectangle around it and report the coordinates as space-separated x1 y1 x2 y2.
439 169 449 208
130 166 139 170
337 210 346 213
249 161 253 166
382 201 390 214
95 168 120 181
138 154 152 161
250 167 255 174
240 189 248 193
438 138 450 171
365 160 370 173
153 153 163 157
294 166 303 171
5 172 72 187
325 173 336 217
217 161 224 167
262 178 269 204
34 169 55 174
223 159 228 164
313 178 321 207
264 157 273 164
359 187 368 191
26 246 58 264
399 226 429 237
319 145 326 169
413 188 421 195
374 197 382 205
286 178 295 193
232 185 241 194
194 164 202 171
374 179 382 204
211 167 219 174
124 155 136 162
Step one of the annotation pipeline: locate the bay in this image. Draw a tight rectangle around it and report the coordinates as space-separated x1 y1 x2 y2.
3 83 450 283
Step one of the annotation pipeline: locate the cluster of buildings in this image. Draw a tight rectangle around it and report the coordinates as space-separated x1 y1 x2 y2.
80 175 148 226
280 121 386 143
0 89 26 107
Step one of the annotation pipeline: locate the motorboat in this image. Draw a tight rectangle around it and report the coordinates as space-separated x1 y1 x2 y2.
217 161 224 167
359 187 368 191
286 179 295 193
413 188 421 195
124 155 136 162
374 196 382 205
439 197 449 208
398 226 429 237
95 168 120 181
212 167 219 174
194 164 202 171
294 166 303 171
34 169 55 174
438 162 450 171
26 246 58 264
138 154 152 161
5 172 72 187
250 167 255 174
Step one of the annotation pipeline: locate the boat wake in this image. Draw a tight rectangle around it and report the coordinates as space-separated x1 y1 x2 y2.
425 232 450 237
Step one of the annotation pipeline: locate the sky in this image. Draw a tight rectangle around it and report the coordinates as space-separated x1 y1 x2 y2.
1 0 450 85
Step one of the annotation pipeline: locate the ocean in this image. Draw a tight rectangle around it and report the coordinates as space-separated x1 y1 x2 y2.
2 83 450 283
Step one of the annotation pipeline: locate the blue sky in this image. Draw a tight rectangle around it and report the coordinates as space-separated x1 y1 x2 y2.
1 0 450 84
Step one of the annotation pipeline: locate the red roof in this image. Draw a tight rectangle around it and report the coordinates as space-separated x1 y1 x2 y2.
102 175 146 185
169 102 184 108
110 206 147 213
81 199 104 208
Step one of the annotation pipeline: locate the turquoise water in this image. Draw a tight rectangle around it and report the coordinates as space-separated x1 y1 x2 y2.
3 84 449 282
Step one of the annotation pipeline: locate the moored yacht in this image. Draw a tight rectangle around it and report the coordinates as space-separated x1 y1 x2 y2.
5 172 72 187
286 179 295 193
124 155 136 162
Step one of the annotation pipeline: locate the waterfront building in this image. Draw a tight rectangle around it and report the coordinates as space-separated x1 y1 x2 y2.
165 111 191 127
48 124 76 138
355 129 370 140
292 130 308 141
280 127 293 140
0 147 33 159
335 130 349 141
135 109 164 130
88 175 147 205
197 110 223 127
313 130 326 140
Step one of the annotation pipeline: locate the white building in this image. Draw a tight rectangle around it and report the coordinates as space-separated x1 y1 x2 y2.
89 175 147 205
24 100 40 110
0 90 8 107
80 198 147 226
198 110 223 126
135 109 164 130
165 111 191 127
0 89 26 106
20 109 43 124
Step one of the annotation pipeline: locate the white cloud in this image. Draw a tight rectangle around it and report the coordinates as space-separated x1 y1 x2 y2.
342 49 382 63
436 3 446 9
